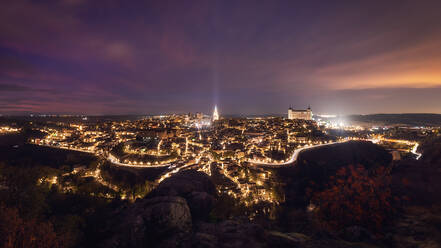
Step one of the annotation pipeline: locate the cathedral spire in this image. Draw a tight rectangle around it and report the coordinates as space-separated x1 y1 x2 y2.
213 105 219 121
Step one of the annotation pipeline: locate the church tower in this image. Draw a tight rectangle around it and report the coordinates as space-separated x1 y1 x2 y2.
213 105 219 121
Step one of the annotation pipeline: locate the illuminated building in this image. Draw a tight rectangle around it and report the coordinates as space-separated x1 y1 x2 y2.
213 105 219 121
288 106 312 120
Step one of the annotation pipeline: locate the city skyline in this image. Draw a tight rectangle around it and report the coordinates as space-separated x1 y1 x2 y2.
2 1 441 115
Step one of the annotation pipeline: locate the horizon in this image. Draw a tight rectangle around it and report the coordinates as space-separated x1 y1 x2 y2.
2 111 441 117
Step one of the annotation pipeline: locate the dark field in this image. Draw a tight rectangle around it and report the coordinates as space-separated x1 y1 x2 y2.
101 162 167 185
0 142 97 170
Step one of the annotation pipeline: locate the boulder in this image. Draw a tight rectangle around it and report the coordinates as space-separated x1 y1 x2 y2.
339 225 374 243
101 196 191 248
140 196 192 237
266 231 309 247
192 219 266 248
150 170 217 198
149 170 217 220
187 191 216 219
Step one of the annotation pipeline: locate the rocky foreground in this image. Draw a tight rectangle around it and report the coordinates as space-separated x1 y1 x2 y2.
98 170 393 248
94 139 441 248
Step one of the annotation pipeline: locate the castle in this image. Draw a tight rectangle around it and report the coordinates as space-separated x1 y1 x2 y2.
288 106 312 120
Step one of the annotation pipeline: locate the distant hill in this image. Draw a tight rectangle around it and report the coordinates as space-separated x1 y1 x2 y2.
346 113 441 126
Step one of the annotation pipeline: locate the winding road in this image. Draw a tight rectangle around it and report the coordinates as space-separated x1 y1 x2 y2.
246 139 352 167
106 153 173 168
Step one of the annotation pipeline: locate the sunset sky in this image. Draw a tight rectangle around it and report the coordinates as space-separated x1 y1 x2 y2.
1 0 441 115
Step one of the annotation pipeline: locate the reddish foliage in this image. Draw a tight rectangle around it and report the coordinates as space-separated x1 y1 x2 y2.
310 165 396 232
0 205 63 248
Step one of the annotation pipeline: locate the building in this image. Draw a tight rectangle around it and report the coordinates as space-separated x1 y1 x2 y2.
213 105 219 121
288 106 312 120
196 112 204 120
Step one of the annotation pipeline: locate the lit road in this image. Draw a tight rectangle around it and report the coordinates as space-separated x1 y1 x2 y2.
32 136 423 174
33 143 173 168
106 153 172 168
156 162 194 183
370 138 422 160
411 143 422 160
247 139 352 166
34 144 96 154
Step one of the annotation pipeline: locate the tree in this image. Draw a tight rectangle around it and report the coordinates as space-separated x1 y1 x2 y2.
310 165 395 232
0 205 63 248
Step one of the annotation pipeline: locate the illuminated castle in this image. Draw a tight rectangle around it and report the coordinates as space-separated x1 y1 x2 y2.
213 105 219 121
288 106 312 120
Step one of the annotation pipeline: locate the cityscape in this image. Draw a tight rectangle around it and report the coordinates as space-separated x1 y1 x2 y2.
2 1 441 248
1 106 436 245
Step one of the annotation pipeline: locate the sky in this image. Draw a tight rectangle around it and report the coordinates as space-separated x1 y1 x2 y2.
1 0 441 115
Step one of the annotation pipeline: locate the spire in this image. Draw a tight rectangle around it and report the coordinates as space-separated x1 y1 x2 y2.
213 105 219 121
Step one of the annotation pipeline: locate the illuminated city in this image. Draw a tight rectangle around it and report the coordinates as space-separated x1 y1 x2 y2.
2 106 423 209
1 104 440 248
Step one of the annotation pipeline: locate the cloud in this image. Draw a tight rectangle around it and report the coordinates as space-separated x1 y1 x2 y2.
1 1 441 114
316 86 441 114
0 83 31 92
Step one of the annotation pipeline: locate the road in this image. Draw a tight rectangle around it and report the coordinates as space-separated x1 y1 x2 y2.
370 138 422 160
248 137 423 166
33 143 96 154
411 143 422 160
32 136 423 171
32 143 173 168
106 153 172 168
246 139 352 167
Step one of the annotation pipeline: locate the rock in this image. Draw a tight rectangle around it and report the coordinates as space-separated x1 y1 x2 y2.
149 170 217 220
339 225 374 243
140 196 192 237
150 170 217 198
267 231 309 247
101 196 191 248
100 170 218 247
187 191 216 219
192 232 218 248
393 206 441 248
192 220 266 248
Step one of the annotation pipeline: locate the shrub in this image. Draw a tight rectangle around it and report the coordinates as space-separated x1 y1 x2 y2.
0 204 63 248
310 165 395 232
